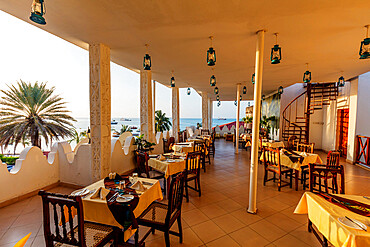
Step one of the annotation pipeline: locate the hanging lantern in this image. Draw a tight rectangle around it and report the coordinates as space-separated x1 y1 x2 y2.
187 87 191 95
243 86 247 94
252 73 255 84
262 95 265 101
170 70 175 87
240 95 242 101
303 70 311 83
278 86 284 95
338 76 345 87
216 95 220 101
210 74 216 86
359 25 370 59
143 44 151 70
217 101 221 107
214 86 219 94
270 33 282 64
207 36 216 66
30 0 46 25
248 102 250 107
234 101 237 106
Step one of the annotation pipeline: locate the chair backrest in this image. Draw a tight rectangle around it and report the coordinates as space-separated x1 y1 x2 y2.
201 129 210 135
194 142 205 154
262 147 282 173
327 151 340 168
167 136 175 150
296 143 314 153
39 190 85 247
178 132 183 143
185 151 201 173
136 151 150 177
287 135 297 150
166 171 186 223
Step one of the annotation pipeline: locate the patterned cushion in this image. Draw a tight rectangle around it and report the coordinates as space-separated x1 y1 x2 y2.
54 222 114 247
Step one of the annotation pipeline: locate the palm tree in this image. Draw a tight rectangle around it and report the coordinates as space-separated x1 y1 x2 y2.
119 124 132 134
155 110 172 133
0 80 76 149
69 129 88 144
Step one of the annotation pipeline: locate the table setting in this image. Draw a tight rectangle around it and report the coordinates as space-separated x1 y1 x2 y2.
295 192 370 247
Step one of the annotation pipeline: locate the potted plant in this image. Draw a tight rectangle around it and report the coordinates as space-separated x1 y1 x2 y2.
134 134 155 152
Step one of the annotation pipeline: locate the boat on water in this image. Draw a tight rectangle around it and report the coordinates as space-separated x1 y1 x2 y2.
111 120 118 125
218 118 226 120
120 118 131 121
112 131 120 138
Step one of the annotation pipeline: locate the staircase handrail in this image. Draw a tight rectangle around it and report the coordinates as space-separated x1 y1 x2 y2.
282 90 307 139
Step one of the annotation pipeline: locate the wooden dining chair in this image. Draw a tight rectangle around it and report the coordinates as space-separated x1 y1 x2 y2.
135 171 186 247
309 151 344 194
286 136 297 151
184 151 202 201
38 190 118 247
296 143 314 153
262 147 293 191
201 129 210 135
136 151 166 193
194 142 207 172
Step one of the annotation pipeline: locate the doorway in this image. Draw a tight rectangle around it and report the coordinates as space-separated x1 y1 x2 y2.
336 108 349 157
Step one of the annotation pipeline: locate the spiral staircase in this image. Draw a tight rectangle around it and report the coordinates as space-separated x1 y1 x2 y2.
281 82 339 143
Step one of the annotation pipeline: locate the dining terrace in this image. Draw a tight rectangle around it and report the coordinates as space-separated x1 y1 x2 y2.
0 138 369 247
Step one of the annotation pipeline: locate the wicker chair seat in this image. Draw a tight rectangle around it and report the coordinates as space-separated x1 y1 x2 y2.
137 202 169 226
54 222 114 247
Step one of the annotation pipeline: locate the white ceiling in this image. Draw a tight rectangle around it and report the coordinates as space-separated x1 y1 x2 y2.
1 0 370 100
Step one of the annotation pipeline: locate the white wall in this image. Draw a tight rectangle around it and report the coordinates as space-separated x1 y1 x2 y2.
309 110 323 149
355 72 370 136
347 78 359 162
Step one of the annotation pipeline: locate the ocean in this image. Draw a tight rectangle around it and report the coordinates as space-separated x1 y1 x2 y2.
74 117 237 132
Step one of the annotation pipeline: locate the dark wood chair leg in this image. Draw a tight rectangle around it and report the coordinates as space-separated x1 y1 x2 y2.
289 170 293 188
135 230 139 247
263 168 267 186
308 219 312 232
177 217 183 243
197 175 201 197
164 231 170 247
185 180 189 202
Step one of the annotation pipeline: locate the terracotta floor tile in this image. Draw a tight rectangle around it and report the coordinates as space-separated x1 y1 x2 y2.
230 209 263 225
229 226 270 247
205 235 240 247
249 219 287 242
182 209 209 227
265 213 303 233
0 224 40 245
289 225 322 247
271 233 311 247
191 220 226 243
212 214 245 234
199 203 227 219
170 228 204 247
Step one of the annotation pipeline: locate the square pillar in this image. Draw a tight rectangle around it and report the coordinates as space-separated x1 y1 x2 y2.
202 93 209 130
89 43 111 181
140 70 155 143
208 98 213 130
172 87 180 142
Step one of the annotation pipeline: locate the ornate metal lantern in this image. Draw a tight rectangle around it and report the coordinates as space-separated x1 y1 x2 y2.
234 101 237 106
262 95 265 101
303 70 311 83
252 73 255 84
240 95 242 101
207 36 216 66
243 86 247 94
216 95 220 101
170 70 175 87
30 0 46 25
338 76 345 87
248 102 250 107
187 87 191 95
270 33 281 64
278 86 284 95
210 74 216 86
143 44 151 70
217 101 221 107
359 25 370 59
214 86 219 94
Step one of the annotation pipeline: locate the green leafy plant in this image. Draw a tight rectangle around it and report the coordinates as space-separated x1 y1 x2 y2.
260 115 276 134
155 110 172 133
0 154 18 166
242 116 253 124
69 129 87 144
134 134 155 151
0 80 76 149
119 124 132 134
196 122 202 129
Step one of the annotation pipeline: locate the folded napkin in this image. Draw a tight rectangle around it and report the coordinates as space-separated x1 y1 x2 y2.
157 154 166 161
90 187 110 200
131 180 146 192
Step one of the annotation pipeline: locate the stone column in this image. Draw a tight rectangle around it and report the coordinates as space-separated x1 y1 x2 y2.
235 83 241 154
140 70 155 143
202 93 209 130
89 43 111 181
248 30 265 214
152 80 156 134
172 87 180 142
208 98 213 130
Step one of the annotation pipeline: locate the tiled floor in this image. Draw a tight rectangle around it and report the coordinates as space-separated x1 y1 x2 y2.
1 139 369 246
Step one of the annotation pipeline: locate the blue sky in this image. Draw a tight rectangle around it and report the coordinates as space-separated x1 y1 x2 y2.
0 11 251 119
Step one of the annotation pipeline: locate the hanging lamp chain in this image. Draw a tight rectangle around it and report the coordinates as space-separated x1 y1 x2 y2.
209 36 213 47
145 44 149 53
366 25 369 38
274 33 279 44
